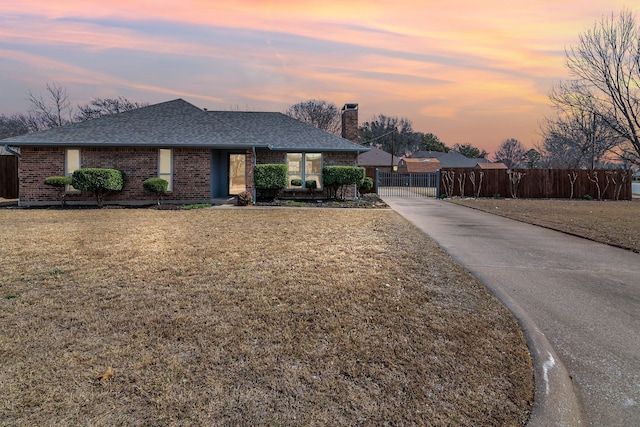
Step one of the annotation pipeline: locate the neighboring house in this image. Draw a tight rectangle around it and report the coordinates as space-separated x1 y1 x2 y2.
0 99 367 206
410 150 447 160
411 150 490 169
397 157 441 173
357 146 400 173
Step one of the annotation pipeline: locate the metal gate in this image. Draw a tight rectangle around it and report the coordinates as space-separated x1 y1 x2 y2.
376 170 439 198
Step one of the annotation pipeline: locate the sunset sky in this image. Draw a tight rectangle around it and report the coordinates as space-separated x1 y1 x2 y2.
0 1 634 154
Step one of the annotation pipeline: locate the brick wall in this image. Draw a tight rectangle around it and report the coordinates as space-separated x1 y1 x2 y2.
18 147 65 203
245 148 255 194
19 146 211 205
171 148 211 201
255 150 286 164
324 152 358 166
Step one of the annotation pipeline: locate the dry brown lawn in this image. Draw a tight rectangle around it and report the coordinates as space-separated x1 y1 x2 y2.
450 198 640 253
0 207 533 426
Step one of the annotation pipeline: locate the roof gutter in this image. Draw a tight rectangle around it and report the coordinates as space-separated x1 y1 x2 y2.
3 144 20 157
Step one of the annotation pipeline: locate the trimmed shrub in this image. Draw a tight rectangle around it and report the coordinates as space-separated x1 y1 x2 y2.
143 178 168 205
44 176 72 206
323 166 365 199
44 176 72 187
255 164 288 200
358 176 374 195
290 178 317 189
71 168 124 207
255 164 288 189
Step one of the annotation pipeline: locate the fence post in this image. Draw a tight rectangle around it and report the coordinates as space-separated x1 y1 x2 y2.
375 168 379 195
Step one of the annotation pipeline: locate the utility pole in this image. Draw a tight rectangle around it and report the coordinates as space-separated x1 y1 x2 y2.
390 131 395 171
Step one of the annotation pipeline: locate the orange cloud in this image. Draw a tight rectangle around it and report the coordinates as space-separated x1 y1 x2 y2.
0 0 635 153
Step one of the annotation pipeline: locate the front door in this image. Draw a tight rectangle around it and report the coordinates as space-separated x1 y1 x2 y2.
228 154 246 195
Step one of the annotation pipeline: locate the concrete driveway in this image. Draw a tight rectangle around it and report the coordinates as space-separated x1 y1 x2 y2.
383 197 640 427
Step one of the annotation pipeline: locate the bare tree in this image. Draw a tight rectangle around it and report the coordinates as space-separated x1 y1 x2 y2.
284 99 341 135
0 114 30 139
507 170 525 198
27 83 74 130
76 97 149 122
493 138 527 168
558 9 640 165
540 91 622 168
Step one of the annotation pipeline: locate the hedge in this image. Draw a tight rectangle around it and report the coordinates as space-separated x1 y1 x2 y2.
323 166 365 186
255 164 288 190
323 166 365 199
290 178 318 189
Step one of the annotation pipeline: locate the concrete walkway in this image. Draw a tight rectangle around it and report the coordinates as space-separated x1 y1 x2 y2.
383 197 640 427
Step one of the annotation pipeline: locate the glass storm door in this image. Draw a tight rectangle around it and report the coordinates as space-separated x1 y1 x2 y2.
228 154 246 195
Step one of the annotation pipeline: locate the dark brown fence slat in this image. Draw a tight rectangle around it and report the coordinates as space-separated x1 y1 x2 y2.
439 168 632 200
0 156 19 199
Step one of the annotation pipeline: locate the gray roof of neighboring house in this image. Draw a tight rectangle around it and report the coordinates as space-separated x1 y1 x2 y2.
0 99 367 152
411 150 448 159
412 150 488 168
357 146 399 166
438 151 479 168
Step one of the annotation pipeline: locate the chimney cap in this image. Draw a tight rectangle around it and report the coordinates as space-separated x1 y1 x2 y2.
342 103 358 111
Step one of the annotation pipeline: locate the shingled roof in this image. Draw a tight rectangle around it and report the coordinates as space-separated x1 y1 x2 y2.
1 99 367 152
357 146 399 167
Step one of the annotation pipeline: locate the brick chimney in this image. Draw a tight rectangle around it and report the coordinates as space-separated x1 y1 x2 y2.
341 103 359 143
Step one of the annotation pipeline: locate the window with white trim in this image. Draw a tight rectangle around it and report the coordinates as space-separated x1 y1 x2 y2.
159 148 173 192
65 148 80 193
287 153 322 189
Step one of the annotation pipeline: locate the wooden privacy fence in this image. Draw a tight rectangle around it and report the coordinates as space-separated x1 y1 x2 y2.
439 168 633 200
0 156 18 199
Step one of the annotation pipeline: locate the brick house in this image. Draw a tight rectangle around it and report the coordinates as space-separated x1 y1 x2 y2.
1 99 367 206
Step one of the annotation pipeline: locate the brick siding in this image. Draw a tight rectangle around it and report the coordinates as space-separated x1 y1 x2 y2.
18 147 359 205
19 146 211 205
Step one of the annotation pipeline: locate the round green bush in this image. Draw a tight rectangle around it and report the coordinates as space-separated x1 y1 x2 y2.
143 178 169 194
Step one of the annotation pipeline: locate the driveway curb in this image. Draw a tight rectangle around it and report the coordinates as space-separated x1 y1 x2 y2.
474 267 583 426
383 197 584 426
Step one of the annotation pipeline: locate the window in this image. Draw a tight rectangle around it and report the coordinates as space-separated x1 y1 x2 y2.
159 148 173 191
65 148 80 193
287 153 322 189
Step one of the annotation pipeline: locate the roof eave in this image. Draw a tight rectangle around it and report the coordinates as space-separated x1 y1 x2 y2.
7 141 273 149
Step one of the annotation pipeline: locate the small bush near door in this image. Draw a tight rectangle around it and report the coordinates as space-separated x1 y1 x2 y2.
255 164 288 200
